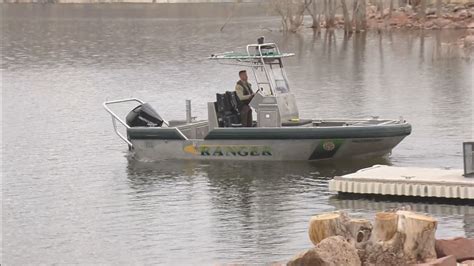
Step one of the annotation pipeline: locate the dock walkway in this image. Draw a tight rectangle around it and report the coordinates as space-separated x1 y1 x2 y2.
329 165 474 200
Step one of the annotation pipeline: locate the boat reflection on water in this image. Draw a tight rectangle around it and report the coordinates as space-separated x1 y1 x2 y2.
125 157 393 184
125 158 390 214
126 158 474 240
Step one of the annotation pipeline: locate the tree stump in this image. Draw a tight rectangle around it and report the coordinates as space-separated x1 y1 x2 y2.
304 210 437 265
308 211 372 246
360 212 402 265
372 212 398 242
397 211 438 263
308 212 348 245
347 218 372 243
364 231 407 266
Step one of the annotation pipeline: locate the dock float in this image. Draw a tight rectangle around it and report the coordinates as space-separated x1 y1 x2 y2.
329 165 474 200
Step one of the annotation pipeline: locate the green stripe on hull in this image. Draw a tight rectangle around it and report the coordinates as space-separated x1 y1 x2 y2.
127 127 186 140
204 124 411 140
126 124 411 142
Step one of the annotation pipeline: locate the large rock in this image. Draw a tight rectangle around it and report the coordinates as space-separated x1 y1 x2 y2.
287 248 326 266
389 12 409 27
315 236 361 266
426 8 437 15
414 255 457 266
287 236 361 266
435 237 474 262
465 35 474 47
367 5 377 15
434 18 452 27
401 5 415 15
424 21 435 29
456 10 469 19
454 6 466 12
453 21 468 29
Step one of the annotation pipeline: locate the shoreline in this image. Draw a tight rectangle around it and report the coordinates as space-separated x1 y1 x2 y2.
304 3 474 31
3 1 472 30
0 0 252 3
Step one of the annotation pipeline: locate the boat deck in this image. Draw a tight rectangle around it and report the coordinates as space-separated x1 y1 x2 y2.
329 165 474 200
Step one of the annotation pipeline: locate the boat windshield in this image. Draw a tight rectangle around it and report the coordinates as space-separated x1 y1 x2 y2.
269 60 290 94
208 40 294 96
253 66 272 96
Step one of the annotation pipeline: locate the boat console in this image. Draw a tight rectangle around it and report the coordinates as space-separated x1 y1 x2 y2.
208 37 300 128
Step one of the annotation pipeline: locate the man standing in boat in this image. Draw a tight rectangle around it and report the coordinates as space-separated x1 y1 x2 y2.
235 70 254 127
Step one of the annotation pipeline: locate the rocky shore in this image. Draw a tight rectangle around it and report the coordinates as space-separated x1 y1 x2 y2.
323 2 474 32
365 2 474 30
367 2 474 49
0 0 246 3
325 2 474 50
287 210 474 266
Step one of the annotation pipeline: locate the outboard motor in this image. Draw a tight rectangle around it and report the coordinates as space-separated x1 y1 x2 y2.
126 103 164 127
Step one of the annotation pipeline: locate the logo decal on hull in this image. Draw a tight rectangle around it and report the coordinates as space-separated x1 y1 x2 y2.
308 140 344 160
322 141 336 151
183 144 273 157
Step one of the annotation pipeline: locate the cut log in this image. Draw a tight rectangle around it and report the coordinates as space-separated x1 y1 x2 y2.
364 231 407 266
372 212 398 242
347 218 372 243
308 212 347 245
302 210 440 265
397 211 438 263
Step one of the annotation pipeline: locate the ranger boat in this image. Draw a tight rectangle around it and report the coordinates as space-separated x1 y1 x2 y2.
104 38 411 161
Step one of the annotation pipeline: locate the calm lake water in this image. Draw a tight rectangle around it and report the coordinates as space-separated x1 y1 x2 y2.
2 3 473 264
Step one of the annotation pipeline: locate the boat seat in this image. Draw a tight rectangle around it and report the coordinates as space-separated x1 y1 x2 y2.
282 119 312 127
215 91 243 128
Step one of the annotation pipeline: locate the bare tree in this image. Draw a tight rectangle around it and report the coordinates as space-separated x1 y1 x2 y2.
272 0 311 32
377 0 384 17
417 0 426 19
305 0 321 30
354 0 367 32
220 2 239 32
324 0 337 29
436 0 442 17
341 0 352 33
389 0 394 18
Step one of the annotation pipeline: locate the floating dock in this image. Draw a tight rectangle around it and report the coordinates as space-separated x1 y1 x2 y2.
329 165 474 200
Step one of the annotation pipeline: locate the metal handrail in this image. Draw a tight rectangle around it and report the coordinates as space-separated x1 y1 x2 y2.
103 98 183 147
246 43 279 96
103 98 145 147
